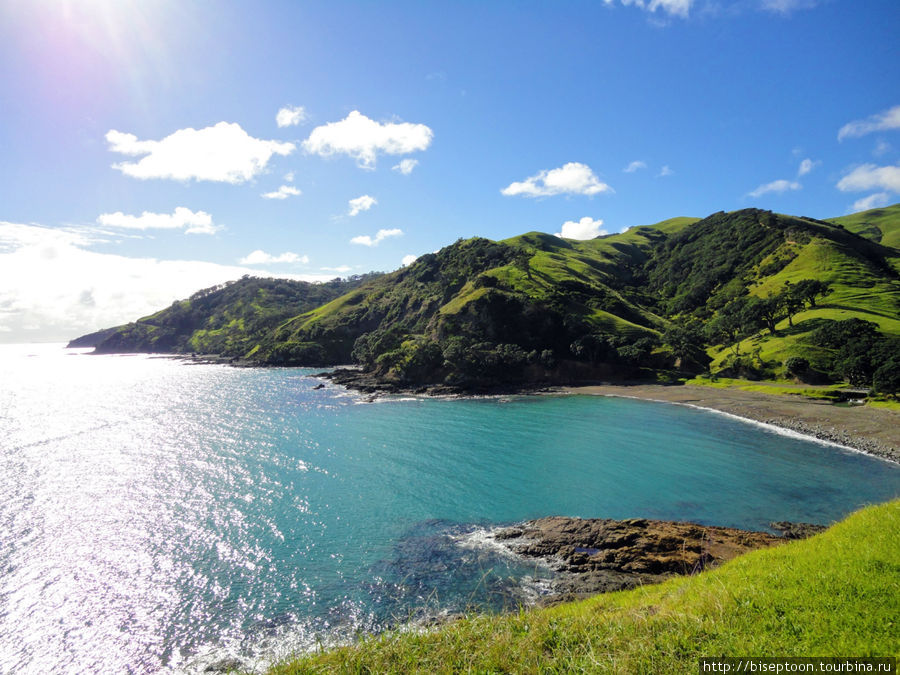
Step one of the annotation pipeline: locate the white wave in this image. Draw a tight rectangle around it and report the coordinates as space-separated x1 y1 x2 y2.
452 526 534 562
593 393 887 461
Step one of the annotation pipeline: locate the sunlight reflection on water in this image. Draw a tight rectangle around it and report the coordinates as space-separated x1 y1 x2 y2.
1 344 897 673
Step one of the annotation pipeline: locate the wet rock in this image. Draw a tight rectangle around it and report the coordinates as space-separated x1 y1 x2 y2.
769 521 827 539
495 515 817 601
204 657 244 673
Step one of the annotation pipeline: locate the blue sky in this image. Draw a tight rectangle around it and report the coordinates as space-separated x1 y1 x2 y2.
0 0 898 342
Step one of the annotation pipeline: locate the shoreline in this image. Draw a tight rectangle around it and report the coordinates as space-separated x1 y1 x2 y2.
558 384 900 464
489 516 823 604
316 367 900 464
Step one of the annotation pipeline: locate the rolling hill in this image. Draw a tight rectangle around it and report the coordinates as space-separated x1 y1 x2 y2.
72 204 900 392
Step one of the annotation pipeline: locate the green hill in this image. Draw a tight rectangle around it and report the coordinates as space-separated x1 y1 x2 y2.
74 206 900 392
829 202 900 250
267 500 900 674
70 274 380 357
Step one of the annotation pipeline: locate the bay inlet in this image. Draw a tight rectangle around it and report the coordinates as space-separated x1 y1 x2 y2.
1 345 898 673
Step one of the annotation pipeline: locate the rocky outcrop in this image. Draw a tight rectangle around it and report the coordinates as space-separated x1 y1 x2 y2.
494 516 818 601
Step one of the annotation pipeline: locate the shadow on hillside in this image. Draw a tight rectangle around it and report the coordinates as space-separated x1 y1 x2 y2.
816 303 898 321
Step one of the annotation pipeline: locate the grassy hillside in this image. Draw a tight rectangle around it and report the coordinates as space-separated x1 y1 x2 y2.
267 499 899 674
829 202 900 250
705 210 900 373
77 205 900 392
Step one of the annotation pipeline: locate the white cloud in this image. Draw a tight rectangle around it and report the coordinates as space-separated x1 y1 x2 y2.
321 265 353 274
106 122 295 183
501 162 612 198
554 217 608 240
302 111 433 169
747 179 801 198
873 140 892 157
838 105 900 141
348 195 377 217
850 193 890 213
262 185 301 200
392 158 419 175
284 171 295 182
97 207 220 235
276 105 307 128
657 165 674 177
401 254 418 266
239 250 308 265
797 158 819 176
605 0 693 17
0 222 333 343
760 0 820 13
836 164 900 193
624 160 647 173
350 228 403 247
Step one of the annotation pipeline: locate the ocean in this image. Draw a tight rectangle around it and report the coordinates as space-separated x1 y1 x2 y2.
1 344 898 673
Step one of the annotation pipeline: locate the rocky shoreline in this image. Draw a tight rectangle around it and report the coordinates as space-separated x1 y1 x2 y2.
491 516 824 603
319 367 556 397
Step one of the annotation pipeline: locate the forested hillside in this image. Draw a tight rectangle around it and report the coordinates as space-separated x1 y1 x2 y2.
73 205 900 393
69 274 381 357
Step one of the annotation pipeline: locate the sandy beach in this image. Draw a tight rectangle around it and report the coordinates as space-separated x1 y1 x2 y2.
561 384 900 464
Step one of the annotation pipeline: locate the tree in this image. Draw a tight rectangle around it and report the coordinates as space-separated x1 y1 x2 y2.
779 284 805 327
784 356 809 377
793 279 830 308
873 358 900 397
663 320 706 365
512 249 533 281
704 297 749 352
742 296 781 335
570 333 609 363
616 336 660 366
833 353 873 387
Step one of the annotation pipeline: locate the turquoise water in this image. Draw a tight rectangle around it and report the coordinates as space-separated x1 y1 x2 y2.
1 345 898 673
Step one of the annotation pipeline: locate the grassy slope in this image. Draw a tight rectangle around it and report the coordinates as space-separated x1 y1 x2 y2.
293 216 695 332
829 203 900 250
271 228 674 365
268 500 899 674
708 214 900 371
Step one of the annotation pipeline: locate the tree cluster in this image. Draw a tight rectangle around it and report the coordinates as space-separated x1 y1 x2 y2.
807 319 900 394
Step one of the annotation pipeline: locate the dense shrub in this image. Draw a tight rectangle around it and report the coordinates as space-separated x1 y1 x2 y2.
784 357 809 376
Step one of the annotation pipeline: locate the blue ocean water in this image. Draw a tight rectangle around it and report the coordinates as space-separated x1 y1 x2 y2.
1 344 898 673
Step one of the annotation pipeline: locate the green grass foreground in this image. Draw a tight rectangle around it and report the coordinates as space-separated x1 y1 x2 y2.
266 500 899 674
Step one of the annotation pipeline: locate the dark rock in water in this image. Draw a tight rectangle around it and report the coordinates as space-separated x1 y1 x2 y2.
494 516 810 601
769 521 827 539
318 366 555 397
312 383 325 390
204 657 244 673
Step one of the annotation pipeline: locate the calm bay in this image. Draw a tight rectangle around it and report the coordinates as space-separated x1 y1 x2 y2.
1 344 898 673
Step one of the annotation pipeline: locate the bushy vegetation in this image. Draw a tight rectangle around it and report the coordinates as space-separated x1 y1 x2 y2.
805 319 900 393
266 500 900 674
